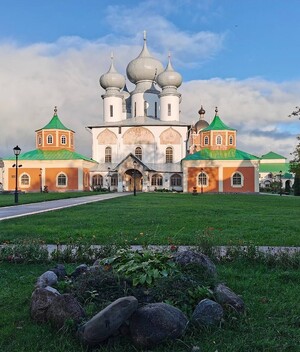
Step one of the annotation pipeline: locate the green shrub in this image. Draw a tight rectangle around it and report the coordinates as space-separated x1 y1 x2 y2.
100 249 179 287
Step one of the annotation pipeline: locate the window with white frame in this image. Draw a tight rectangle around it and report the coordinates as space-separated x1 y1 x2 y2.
47 134 53 144
166 147 173 163
61 135 66 145
92 174 103 187
170 174 182 187
20 173 30 187
111 174 118 186
38 136 42 145
231 172 243 187
229 135 234 145
204 136 209 145
57 173 67 187
105 146 112 163
198 172 208 187
135 147 142 160
216 135 222 145
151 174 163 186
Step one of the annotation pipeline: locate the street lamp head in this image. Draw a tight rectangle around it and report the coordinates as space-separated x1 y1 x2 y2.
13 145 21 156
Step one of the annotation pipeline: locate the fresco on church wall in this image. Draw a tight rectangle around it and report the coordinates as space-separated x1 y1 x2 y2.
123 127 155 145
159 128 181 145
97 129 117 144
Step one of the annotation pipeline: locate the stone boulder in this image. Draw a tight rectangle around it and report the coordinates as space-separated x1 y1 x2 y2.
70 264 89 280
46 294 85 329
129 302 188 348
191 298 224 327
172 250 217 278
78 296 138 347
30 287 59 323
36 270 58 288
49 264 67 280
214 283 245 313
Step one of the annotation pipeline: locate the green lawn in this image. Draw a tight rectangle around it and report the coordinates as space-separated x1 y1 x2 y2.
1 193 299 246
1 259 299 352
0 191 105 207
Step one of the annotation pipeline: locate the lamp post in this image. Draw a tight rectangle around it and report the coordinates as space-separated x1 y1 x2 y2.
279 170 282 196
200 168 204 194
39 168 43 193
13 145 21 204
133 160 137 196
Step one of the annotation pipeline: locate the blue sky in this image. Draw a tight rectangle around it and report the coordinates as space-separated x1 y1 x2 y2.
0 0 299 158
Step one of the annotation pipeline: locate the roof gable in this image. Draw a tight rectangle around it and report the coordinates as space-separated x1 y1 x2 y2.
260 151 286 160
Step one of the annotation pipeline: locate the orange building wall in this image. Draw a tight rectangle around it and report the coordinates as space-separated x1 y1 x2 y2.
187 167 219 193
45 168 78 191
223 167 255 193
8 168 42 192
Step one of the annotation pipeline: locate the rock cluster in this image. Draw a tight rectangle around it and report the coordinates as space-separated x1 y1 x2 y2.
30 251 245 349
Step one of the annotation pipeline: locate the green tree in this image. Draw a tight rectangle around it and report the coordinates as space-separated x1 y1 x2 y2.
289 107 300 195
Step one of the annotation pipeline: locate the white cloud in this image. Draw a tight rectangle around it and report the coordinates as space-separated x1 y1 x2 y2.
0 35 298 162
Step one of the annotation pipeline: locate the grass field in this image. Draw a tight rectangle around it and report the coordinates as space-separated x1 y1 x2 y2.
0 191 104 207
1 193 299 246
1 259 299 352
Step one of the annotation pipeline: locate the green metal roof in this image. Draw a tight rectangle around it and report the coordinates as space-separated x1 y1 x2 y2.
183 148 259 161
260 151 286 160
5 149 97 163
201 115 236 132
259 163 290 173
36 114 73 132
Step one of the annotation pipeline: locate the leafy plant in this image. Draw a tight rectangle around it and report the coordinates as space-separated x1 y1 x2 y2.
100 249 179 286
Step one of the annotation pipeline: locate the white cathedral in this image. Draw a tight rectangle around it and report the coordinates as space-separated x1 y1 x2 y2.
88 32 190 192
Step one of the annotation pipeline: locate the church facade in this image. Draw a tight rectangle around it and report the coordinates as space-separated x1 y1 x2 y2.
88 33 190 192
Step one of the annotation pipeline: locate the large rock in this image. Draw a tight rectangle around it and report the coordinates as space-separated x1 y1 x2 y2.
46 294 85 329
49 264 67 280
70 264 89 280
36 270 58 288
214 283 245 313
191 298 224 327
172 250 217 278
78 296 138 347
30 288 59 322
129 302 188 348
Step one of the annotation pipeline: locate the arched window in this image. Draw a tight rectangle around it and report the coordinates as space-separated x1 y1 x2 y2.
151 174 163 186
229 135 234 145
111 174 118 186
166 147 173 163
204 136 209 145
57 173 67 187
20 173 30 186
105 147 112 163
232 172 243 187
61 135 66 145
38 136 42 145
47 134 53 144
92 174 103 187
170 174 182 187
135 147 142 160
216 135 222 145
198 172 208 187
